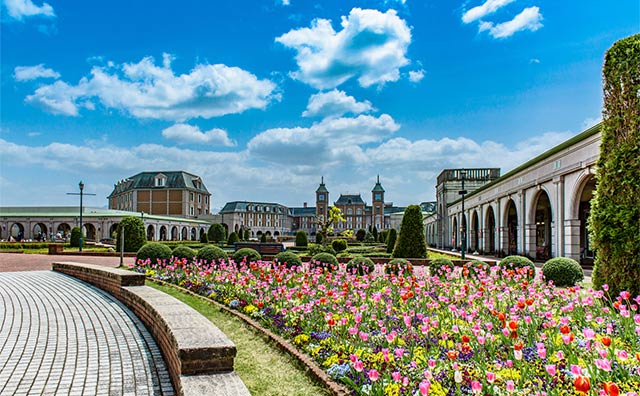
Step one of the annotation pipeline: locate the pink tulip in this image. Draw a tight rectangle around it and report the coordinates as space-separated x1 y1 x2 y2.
471 381 482 393
506 380 515 392
368 369 379 382
486 372 496 383
570 364 583 376
545 364 556 376
419 380 430 395
392 371 401 382
595 358 612 372
354 360 364 372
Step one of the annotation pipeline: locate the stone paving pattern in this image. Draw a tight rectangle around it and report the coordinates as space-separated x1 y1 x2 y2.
0 271 174 396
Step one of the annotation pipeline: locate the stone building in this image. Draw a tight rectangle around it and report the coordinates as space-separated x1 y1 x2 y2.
108 171 211 219
217 201 293 239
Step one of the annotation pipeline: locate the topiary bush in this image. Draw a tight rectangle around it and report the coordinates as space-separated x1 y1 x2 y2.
260 234 267 243
208 223 226 243
116 216 147 252
243 229 250 241
590 34 640 298
199 232 209 243
356 228 366 242
385 228 397 254
274 251 303 269
227 231 239 245
393 205 428 259
542 257 584 287
196 245 228 264
308 243 336 256
137 242 172 264
332 238 348 252
311 252 338 271
295 230 308 247
315 233 323 244
233 248 261 264
171 245 196 263
346 256 375 276
499 255 535 277
385 258 413 275
70 227 82 248
428 258 454 278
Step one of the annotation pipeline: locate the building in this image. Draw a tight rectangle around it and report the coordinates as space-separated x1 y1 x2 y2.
424 123 601 265
216 201 293 239
108 171 211 219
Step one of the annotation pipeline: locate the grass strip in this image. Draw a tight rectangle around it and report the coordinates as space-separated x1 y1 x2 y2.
147 281 333 396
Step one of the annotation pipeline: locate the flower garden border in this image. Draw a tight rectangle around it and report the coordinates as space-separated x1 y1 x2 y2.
148 277 350 396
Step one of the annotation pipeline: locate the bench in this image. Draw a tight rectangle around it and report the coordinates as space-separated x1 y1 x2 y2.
234 242 284 256
52 262 250 396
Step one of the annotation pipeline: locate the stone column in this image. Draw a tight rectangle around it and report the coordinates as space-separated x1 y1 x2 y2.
526 223 537 259
564 219 581 260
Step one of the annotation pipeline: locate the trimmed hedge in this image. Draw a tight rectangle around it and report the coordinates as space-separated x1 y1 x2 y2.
171 245 196 263
542 257 584 287
311 252 338 271
346 256 375 276
227 231 239 245
385 258 412 275
116 216 147 252
332 238 348 252
385 228 397 254
274 251 303 269
136 242 172 264
233 248 261 264
196 245 228 264
295 230 308 247
499 255 535 277
309 244 336 256
208 223 226 243
428 258 454 278
70 227 82 248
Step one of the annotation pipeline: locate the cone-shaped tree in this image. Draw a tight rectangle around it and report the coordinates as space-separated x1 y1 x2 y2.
70 227 82 248
386 228 397 254
295 230 308 247
208 223 226 243
393 205 428 259
227 231 239 245
590 34 640 298
116 216 147 252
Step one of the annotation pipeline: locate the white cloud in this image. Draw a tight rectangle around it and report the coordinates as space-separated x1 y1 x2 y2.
281 0 290 5
248 114 400 166
529 58 540 64
162 124 236 147
408 69 424 83
24 54 278 121
14 64 60 81
3 0 55 20
276 8 412 89
27 131 41 137
462 0 515 24
302 89 373 118
582 116 602 129
479 6 543 39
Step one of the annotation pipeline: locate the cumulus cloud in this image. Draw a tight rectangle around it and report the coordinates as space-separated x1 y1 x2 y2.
162 124 236 147
302 89 373 118
408 69 424 83
3 0 55 20
462 0 515 24
14 64 60 81
248 114 400 165
24 53 278 121
479 6 543 39
275 8 412 89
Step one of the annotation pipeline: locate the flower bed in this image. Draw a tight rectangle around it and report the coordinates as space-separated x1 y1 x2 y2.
134 258 640 396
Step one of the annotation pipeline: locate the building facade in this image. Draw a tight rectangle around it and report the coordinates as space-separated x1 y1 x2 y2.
108 171 211 219
425 123 601 265
216 201 293 239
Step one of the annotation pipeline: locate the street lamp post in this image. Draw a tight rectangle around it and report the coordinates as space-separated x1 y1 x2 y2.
67 180 95 252
459 171 468 261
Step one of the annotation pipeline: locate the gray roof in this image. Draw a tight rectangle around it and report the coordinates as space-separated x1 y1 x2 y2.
220 201 288 213
335 194 365 205
291 207 316 216
109 171 209 197
372 175 385 192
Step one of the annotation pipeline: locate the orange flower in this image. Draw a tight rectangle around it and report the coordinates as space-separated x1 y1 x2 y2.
525 298 534 306
574 376 590 393
603 381 620 396
601 336 612 347
461 335 471 344
513 341 524 351
447 350 459 360
508 321 518 331
560 325 571 334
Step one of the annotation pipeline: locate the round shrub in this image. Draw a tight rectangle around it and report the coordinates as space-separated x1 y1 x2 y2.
311 252 338 271
208 223 226 243
274 251 302 269
428 257 454 278
227 231 239 245
171 245 196 262
233 248 261 264
116 216 147 252
542 257 584 287
295 230 308 247
385 258 413 275
308 244 336 256
137 242 172 264
355 228 366 242
499 255 535 277
346 256 375 276
196 245 228 264
70 227 82 248
332 238 348 252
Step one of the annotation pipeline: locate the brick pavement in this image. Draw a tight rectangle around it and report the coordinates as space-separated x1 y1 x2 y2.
0 271 174 395
0 253 135 272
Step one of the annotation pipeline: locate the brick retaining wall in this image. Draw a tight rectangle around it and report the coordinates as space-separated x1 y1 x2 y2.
52 262 250 396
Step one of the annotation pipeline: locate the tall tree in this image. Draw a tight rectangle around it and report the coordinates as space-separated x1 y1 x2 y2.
393 205 428 259
590 34 640 298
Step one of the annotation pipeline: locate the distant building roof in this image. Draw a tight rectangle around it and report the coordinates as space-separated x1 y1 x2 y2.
219 201 288 213
315 176 329 193
384 206 406 215
335 194 365 205
420 201 437 213
109 171 209 197
291 207 316 216
372 175 385 192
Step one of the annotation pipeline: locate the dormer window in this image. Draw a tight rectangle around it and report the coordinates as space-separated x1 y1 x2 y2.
155 174 167 187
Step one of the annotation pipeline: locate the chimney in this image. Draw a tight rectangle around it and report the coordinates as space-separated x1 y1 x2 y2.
303 202 307 208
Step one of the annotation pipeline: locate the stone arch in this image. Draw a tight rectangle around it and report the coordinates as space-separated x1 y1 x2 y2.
461 213 467 251
147 225 155 241
108 223 119 239
471 211 479 253
171 226 178 241
159 226 167 241
199 228 205 240
57 223 71 238
485 206 496 253
10 223 25 240
274 231 280 237
83 223 97 241
191 227 197 241
181 227 188 240
531 189 553 260
504 199 518 255
33 223 48 241
452 216 458 248
234 224 239 233
573 174 597 264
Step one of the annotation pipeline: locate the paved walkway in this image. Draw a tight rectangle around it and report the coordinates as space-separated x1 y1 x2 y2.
0 271 174 396
0 253 135 272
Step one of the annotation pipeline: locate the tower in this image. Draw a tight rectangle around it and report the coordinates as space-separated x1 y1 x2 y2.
371 175 385 230
315 176 329 221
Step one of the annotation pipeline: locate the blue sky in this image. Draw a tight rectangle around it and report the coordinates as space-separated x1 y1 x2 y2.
1 0 638 210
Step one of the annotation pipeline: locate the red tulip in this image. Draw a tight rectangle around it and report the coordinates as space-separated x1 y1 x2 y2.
574 376 590 393
603 381 620 396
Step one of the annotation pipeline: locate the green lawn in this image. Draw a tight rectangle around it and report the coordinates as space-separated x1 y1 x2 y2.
147 281 332 396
